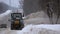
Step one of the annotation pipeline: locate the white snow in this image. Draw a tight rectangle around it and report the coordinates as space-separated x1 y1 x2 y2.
0 10 12 22
17 24 60 34
0 10 12 17
0 24 60 34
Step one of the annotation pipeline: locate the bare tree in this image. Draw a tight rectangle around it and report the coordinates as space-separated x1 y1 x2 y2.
46 2 54 24
19 0 24 9
55 0 60 24
46 0 60 24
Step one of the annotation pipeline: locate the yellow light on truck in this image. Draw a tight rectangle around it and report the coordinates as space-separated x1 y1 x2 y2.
15 20 19 25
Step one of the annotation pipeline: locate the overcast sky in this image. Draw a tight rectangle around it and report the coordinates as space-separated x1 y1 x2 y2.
0 0 20 8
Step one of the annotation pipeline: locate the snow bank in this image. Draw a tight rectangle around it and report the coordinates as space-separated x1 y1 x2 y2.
0 10 12 19
0 24 60 34
0 10 12 27
24 11 51 24
26 11 48 19
17 24 60 34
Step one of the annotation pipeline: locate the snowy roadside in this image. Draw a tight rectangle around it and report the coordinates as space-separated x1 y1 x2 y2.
0 24 60 34
14 24 60 34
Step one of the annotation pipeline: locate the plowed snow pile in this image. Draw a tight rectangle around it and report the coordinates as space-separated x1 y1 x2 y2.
0 24 60 34
26 11 48 19
24 11 51 24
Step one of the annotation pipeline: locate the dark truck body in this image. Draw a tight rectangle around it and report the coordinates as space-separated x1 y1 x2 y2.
11 13 24 30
